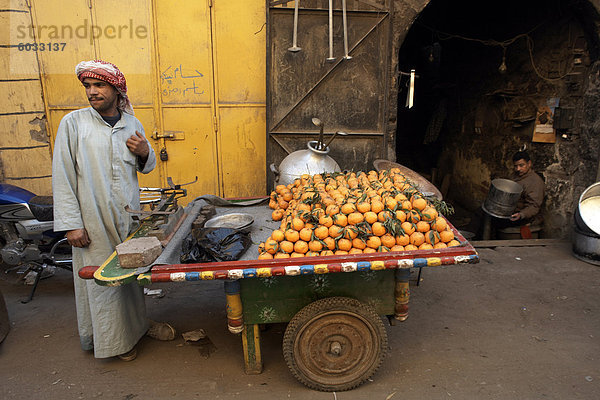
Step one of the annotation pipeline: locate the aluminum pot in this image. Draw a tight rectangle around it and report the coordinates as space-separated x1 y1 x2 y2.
572 226 600 266
482 178 523 218
270 141 341 187
574 181 600 235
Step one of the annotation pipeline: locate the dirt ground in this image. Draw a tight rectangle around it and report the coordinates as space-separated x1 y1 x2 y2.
1 242 599 400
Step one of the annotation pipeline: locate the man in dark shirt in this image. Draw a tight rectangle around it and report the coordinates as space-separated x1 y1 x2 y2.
510 150 545 226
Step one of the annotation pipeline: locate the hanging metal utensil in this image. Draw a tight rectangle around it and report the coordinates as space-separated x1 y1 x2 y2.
406 69 416 108
324 131 348 148
342 0 351 60
326 0 335 62
288 0 301 52
312 117 325 150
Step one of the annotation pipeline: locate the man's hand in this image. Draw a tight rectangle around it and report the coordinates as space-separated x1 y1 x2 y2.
66 228 91 248
126 131 149 162
510 212 521 222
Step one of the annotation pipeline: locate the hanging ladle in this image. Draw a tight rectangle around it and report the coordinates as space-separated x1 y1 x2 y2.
324 131 348 149
312 117 325 150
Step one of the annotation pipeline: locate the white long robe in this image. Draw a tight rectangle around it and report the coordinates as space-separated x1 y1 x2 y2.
52 107 156 358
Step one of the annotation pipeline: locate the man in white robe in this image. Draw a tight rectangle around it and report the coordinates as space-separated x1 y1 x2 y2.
52 60 173 360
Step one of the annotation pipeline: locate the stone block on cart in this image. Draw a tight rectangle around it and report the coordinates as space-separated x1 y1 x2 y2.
116 236 163 268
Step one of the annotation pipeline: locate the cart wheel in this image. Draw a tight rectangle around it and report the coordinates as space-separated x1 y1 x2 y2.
282 297 387 392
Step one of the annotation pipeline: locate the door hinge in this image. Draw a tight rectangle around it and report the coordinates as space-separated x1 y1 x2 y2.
208 0 213 8
213 118 219 132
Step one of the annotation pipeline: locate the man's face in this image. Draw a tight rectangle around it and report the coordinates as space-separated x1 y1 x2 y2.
514 158 532 177
82 77 118 116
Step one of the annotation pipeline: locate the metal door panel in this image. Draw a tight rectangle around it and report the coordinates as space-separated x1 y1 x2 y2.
133 108 161 188
161 107 218 196
93 0 154 107
155 0 212 106
219 106 266 198
30 0 95 108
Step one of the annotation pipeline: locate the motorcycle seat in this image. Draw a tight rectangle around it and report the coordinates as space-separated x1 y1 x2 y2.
28 196 54 222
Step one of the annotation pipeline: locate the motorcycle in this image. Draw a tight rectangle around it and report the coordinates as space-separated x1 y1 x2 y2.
0 183 72 303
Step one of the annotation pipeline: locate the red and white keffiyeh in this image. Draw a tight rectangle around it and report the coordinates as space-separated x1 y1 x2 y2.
75 60 134 115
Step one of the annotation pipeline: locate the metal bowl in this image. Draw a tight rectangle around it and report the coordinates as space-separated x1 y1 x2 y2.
205 213 254 232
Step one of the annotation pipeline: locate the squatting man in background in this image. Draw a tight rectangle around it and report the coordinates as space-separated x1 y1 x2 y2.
52 60 175 361
509 150 545 227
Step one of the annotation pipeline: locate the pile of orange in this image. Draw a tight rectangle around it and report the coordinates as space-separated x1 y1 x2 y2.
258 169 460 259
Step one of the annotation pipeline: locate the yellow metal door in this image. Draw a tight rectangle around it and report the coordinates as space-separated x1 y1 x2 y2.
30 0 266 202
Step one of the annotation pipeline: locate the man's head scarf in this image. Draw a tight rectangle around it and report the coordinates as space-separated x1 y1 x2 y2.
75 60 134 115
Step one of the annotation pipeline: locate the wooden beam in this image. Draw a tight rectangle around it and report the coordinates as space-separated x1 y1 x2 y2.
471 239 568 248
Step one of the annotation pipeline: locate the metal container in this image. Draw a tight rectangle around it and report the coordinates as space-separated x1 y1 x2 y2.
574 182 600 235
482 178 523 219
270 141 341 187
572 226 600 266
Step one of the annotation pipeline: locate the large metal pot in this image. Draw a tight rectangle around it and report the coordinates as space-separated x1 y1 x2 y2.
482 178 523 218
574 182 600 235
572 226 600 266
270 141 341 187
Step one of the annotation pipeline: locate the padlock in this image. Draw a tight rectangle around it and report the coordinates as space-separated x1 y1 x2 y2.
160 148 168 161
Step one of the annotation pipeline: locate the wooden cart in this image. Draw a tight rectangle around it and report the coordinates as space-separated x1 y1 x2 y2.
81 201 479 392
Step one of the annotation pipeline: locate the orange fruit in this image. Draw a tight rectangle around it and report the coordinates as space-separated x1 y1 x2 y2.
282 191 293 202
416 221 430 233
356 201 371 213
269 199 278 209
381 234 396 248
352 238 367 250
306 251 320 257
258 252 273 259
319 214 334 228
271 229 285 242
291 217 305 231
363 247 377 253
272 209 284 221
333 213 348 227
285 229 300 242
279 240 294 254
342 226 358 240
404 244 418 251
395 234 410 246
308 240 323 252
425 230 440 245
277 199 289 210
337 238 352 251
274 252 290 259
349 248 363 254
378 210 393 222
448 239 460 247
432 217 448 232
434 242 447 249
410 231 425 246
320 250 334 256
394 210 407 223
440 230 454 243
407 209 421 223
314 225 329 240
347 212 364 225
366 236 382 249
275 184 287 194
421 207 438 222
390 245 405 252
326 204 340 216
264 238 279 254
299 227 313 242
385 197 398 211
371 199 384 214
290 252 304 258
323 236 336 251
294 240 309 254
371 222 386 236
335 250 349 255
412 197 428 211
341 202 357 215
364 211 378 224
329 225 344 238
400 200 412 211
401 221 415 236
419 243 433 250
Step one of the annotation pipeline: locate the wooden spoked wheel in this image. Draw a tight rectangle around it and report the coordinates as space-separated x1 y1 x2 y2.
282 297 387 391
